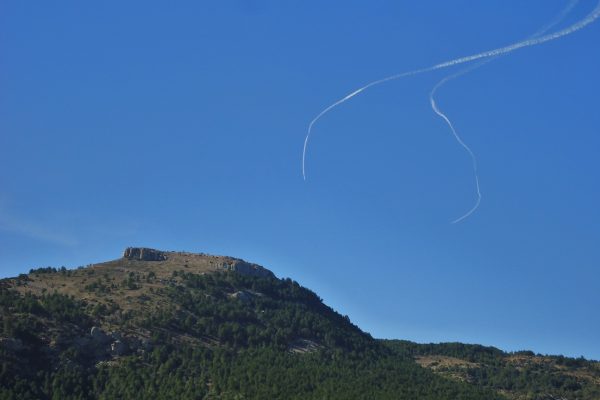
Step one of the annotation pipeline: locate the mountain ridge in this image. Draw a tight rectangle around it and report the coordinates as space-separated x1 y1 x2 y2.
1 247 598 400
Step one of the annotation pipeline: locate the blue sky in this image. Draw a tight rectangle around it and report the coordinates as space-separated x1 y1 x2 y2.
1 1 599 359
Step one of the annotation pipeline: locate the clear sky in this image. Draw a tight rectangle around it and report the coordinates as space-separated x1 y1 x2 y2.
1 1 599 359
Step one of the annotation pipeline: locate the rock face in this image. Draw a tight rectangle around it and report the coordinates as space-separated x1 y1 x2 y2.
121 246 274 278
123 247 167 261
229 290 253 303
223 260 274 278
87 328 133 358
288 339 321 354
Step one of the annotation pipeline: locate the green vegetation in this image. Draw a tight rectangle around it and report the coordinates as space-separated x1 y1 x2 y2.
1 252 598 399
385 340 600 400
146 271 373 350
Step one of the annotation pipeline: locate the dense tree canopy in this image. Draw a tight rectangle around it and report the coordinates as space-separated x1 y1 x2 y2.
1 267 598 399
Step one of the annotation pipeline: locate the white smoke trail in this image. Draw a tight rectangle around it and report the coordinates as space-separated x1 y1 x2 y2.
302 1 600 182
431 0 580 224
531 0 581 38
430 90 481 224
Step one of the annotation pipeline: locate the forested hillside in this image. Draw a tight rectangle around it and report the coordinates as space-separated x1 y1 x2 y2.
0 248 597 399
385 340 600 400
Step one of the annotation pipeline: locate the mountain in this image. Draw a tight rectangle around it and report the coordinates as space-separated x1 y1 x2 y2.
1 248 598 400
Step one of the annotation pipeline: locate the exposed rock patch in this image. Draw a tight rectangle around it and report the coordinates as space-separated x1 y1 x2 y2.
86 327 135 359
288 339 321 354
221 260 274 278
229 290 253 303
123 247 167 261
119 247 276 279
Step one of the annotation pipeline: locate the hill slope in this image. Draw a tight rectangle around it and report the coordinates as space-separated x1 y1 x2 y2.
0 248 597 399
385 340 600 400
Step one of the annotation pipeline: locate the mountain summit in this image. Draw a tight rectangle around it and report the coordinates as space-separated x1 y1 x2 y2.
120 247 274 278
1 248 598 399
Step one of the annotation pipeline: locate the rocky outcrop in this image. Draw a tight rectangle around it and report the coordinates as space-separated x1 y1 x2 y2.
87 328 134 358
122 247 274 278
222 260 274 278
288 339 321 354
229 290 253 303
229 290 264 303
123 247 167 261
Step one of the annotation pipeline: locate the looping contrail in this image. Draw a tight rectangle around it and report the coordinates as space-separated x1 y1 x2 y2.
430 0 580 224
430 85 481 224
302 2 600 214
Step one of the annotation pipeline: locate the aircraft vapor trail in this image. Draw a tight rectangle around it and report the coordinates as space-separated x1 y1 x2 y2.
430 0 580 224
302 1 600 185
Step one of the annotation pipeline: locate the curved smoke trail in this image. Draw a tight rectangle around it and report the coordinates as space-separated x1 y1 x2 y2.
431 0 580 224
302 1 600 188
